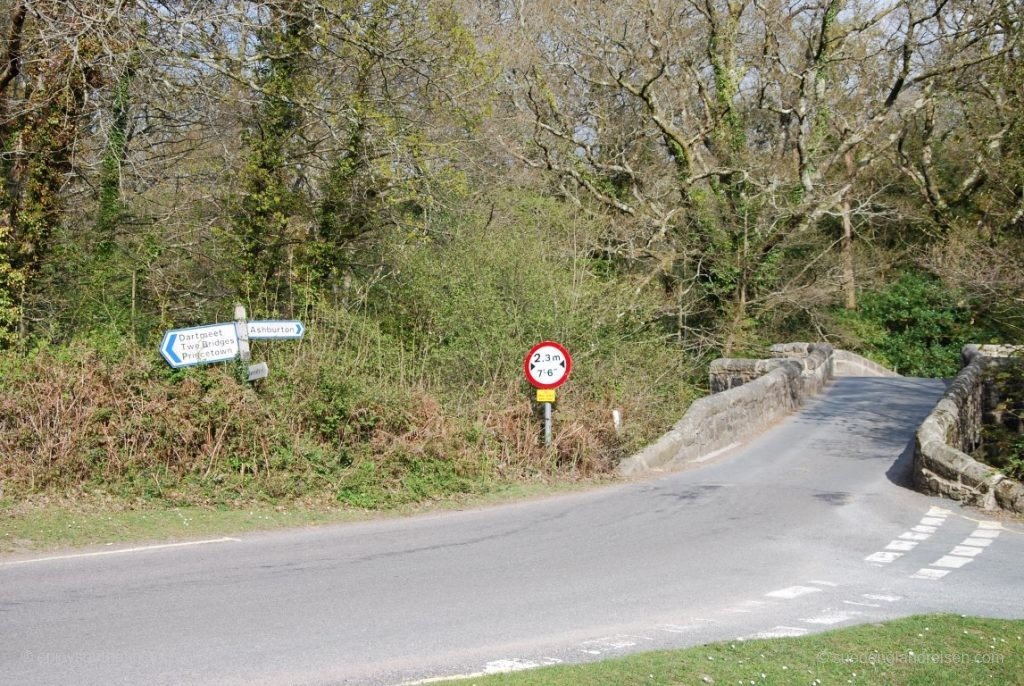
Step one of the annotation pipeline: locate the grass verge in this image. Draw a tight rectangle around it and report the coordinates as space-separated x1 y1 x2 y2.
430 615 1024 686
0 479 607 554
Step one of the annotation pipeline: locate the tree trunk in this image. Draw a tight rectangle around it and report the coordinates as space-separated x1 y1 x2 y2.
841 150 857 310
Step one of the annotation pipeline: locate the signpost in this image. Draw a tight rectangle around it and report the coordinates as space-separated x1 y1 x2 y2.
160 305 305 380
248 320 304 339
524 341 572 446
160 323 240 368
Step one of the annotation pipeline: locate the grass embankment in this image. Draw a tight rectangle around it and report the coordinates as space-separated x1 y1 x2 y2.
433 615 1024 686
0 481 604 554
0 196 701 551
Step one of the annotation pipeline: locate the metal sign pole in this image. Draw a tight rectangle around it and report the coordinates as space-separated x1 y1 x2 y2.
234 303 251 363
544 402 552 446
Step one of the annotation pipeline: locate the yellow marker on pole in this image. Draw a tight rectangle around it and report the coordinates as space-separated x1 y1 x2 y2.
536 389 556 403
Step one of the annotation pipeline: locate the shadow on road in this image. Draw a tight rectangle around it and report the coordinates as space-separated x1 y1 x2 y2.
884 437 917 489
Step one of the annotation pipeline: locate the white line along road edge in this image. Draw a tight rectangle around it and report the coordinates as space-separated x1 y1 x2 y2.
0 537 241 567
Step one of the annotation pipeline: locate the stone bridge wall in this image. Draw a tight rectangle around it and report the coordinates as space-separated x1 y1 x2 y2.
618 343 837 476
914 346 1024 513
832 349 902 378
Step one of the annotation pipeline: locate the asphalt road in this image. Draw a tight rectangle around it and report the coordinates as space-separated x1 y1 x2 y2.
2 377 1023 685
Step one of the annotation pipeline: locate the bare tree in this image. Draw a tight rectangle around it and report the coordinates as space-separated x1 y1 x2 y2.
508 0 1015 353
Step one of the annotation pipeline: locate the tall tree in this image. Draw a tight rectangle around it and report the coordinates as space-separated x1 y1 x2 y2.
510 0 1014 354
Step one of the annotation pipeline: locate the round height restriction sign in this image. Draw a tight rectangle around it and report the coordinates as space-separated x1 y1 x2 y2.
524 341 572 389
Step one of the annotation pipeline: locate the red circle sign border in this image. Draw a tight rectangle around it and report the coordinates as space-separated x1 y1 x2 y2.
523 340 573 389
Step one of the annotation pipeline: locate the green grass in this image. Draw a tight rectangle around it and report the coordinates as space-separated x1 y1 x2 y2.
431 615 1024 686
0 479 607 554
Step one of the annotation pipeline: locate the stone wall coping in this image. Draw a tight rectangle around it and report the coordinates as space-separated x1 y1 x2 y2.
618 343 845 476
913 344 1024 513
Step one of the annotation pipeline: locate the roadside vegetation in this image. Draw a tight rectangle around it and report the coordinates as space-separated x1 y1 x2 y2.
430 615 1024 686
1 1 1023 527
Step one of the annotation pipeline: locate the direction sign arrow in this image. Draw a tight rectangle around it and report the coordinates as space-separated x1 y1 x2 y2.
160 323 240 368
247 320 304 340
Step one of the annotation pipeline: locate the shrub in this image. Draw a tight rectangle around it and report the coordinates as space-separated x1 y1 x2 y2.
834 271 996 377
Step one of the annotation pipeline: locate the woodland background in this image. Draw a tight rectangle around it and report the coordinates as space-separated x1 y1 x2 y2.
1 0 1021 507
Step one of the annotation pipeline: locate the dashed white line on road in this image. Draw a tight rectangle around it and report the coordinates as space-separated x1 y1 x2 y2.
950 545 984 557
863 593 901 602
809 580 839 587
765 585 822 599
740 626 808 639
932 555 973 569
900 532 930 541
886 540 918 551
659 623 706 634
725 600 770 614
970 529 1000 539
844 600 881 607
865 551 903 564
963 537 994 547
800 610 862 625
578 635 653 654
913 525 938 534
911 568 950 580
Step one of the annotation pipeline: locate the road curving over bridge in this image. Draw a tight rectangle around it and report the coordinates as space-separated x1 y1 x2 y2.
2 375 1023 685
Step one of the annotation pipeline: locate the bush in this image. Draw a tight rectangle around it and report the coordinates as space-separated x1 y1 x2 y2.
833 271 997 377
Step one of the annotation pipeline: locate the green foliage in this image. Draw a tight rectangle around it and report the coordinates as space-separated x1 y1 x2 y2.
980 360 1024 480
230 3 315 310
834 271 997 377
96 69 133 244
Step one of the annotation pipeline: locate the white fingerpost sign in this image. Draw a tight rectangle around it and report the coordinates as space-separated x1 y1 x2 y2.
159 306 305 375
248 320 304 339
160 323 240 368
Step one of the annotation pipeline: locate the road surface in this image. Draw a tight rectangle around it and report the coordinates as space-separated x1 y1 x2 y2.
2 377 1023 685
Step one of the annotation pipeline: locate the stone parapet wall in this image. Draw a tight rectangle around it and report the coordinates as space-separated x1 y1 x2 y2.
618 343 835 476
832 349 903 378
770 343 834 396
913 346 1024 513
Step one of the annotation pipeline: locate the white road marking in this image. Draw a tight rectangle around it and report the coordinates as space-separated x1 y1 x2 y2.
863 594 901 602
844 600 881 607
920 517 946 526
950 546 983 557
691 442 741 463
483 659 543 674
724 599 770 614
970 529 1000 539
809 580 839 587
0 537 241 566
659 624 706 634
913 525 938 534
579 635 652 652
978 520 1002 529
932 555 973 569
886 540 918 551
741 626 808 639
900 532 930 541
927 506 953 516
865 551 902 564
765 585 822 599
800 610 862 625
963 537 994 547
911 568 950 580
379 656 563 685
